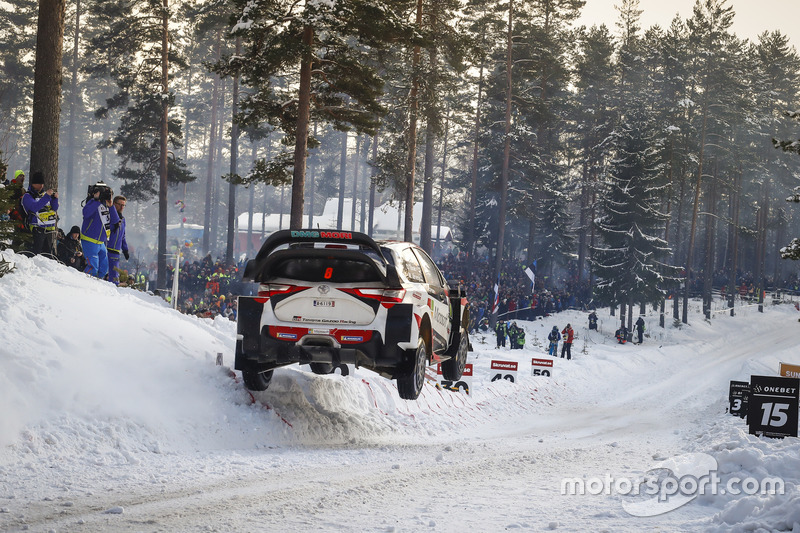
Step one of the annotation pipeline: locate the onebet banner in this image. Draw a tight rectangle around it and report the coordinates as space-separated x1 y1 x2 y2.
490 360 519 383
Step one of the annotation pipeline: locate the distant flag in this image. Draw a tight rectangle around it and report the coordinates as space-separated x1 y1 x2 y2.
492 276 500 315
524 260 536 291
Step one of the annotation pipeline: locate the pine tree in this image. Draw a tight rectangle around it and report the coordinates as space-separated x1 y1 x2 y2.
591 110 679 312
221 0 412 230
773 112 800 260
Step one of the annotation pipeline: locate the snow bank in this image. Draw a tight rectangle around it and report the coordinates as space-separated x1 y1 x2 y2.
1 250 799 532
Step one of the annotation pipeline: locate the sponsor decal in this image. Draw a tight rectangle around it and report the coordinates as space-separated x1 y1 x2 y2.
491 361 519 371
293 315 303 322
276 332 298 340
310 328 330 334
290 230 353 239
320 231 352 239
296 317 357 325
341 336 364 342
531 358 554 367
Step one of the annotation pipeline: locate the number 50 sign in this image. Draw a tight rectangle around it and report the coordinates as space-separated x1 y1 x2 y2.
748 375 799 439
531 358 553 378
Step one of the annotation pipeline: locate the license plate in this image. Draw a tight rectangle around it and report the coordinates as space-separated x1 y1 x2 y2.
313 299 335 308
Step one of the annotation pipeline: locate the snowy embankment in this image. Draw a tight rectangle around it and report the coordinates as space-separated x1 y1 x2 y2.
0 249 799 532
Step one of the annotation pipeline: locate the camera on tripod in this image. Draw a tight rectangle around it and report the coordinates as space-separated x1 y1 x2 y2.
87 182 113 202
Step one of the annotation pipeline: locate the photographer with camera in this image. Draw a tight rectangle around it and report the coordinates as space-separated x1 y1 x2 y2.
21 171 59 256
58 225 86 271
80 182 119 279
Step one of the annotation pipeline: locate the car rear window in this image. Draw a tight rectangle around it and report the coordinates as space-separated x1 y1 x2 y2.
269 257 383 283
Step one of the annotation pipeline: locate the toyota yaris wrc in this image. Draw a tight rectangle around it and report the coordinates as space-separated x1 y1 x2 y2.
235 229 470 400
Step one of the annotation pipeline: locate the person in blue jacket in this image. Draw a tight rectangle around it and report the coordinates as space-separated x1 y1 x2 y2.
107 195 129 285
81 182 119 279
21 171 59 256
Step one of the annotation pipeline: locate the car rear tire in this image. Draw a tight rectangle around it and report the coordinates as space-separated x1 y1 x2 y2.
242 368 273 391
442 328 468 381
397 340 427 400
310 362 336 375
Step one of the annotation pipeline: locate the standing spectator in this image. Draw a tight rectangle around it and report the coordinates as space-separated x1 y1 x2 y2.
21 171 59 255
58 225 85 270
588 311 598 330
81 182 119 279
635 316 645 344
495 320 507 348
508 322 519 349
107 195 129 285
547 326 560 356
560 323 574 360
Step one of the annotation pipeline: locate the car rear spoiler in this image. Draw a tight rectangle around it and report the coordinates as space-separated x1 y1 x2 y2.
243 229 395 283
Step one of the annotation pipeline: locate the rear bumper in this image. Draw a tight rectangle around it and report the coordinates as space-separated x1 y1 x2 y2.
235 296 411 374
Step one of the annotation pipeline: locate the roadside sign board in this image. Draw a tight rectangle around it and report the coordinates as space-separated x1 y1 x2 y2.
748 375 799 439
729 380 749 419
490 360 519 383
779 362 800 379
437 363 473 395
531 358 554 378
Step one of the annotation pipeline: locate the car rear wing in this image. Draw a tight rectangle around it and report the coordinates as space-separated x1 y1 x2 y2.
243 229 399 284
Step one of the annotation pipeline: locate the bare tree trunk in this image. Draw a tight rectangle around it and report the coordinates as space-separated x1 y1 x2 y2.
225 36 241 265
404 0 423 242
65 0 81 218
360 136 370 234
368 133 378 237
247 141 256 256
156 0 169 289
290 25 313 230
577 160 588 285
337 130 347 230
351 135 361 231
756 177 770 312
29 0 67 188
308 122 317 229
702 167 717 319
202 30 221 254
466 62 484 258
494 0 513 290
211 83 226 255
727 166 741 316
436 113 449 251
421 120 435 253
683 109 708 324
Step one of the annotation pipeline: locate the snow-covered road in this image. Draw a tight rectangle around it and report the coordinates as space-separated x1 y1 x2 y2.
1 251 798 532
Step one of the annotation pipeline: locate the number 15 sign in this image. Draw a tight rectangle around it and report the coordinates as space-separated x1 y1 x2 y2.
748 375 799 439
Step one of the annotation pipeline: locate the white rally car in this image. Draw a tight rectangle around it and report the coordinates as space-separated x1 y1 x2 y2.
235 229 470 400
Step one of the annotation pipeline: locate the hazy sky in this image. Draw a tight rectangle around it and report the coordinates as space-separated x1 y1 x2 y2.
577 0 800 49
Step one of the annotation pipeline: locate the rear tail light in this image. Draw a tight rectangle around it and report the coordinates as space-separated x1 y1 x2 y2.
339 288 406 308
255 283 309 303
